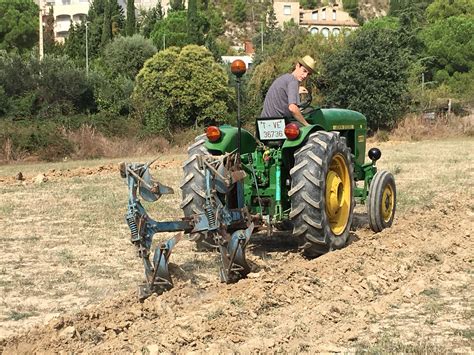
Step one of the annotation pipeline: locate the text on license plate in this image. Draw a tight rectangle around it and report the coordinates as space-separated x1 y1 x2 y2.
257 119 286 140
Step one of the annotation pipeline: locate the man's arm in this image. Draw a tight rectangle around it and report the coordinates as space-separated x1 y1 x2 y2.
289 103 310 126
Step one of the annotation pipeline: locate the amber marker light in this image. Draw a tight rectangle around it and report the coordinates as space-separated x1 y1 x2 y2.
284 123 300 140
206 126 221 142
230 59 246 77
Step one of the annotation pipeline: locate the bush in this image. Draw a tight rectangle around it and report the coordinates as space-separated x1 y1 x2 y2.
0 120 74 161
133 45 234 134
37 55 95 116
0 51 38 104
92 72 134 115
54 113 140 137
102 34 157 80
0 53 95 118
7 92 38 118
0 86 8 115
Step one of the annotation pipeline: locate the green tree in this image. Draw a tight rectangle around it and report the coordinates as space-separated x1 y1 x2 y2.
65 0 123 61
300 0 319 9
233 0 247 23
199 0 209 11
343 0 359 20
139 3 163 38
420 15 473 85
151 10 189 49
263 3 282 45
64 22 87 63
0 0 39 53
322 26 409 129
126 0 136 36
133 45 233 133
426 0 474 22
92 35 156 115
389 0 434 16
204 8 225 38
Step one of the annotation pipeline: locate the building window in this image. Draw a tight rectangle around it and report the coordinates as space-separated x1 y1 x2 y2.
333 10 337 20
283 5 291 15
62 0 71 4
312 11 318 20
321 27 330 38
333 28 341 36
310 27 319 35
322 9 326 20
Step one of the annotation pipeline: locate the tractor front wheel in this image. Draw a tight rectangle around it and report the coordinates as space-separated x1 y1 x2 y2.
367 171 396 232
289 131 354 257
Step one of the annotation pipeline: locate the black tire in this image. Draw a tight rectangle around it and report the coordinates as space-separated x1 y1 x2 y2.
180 134 214 249
289 131 355 257
367 171 396 233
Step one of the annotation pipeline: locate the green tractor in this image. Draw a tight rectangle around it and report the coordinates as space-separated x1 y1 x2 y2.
181 60 396 257
122 60 396 299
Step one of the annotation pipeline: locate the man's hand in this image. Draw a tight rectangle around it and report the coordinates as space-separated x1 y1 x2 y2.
289 103 310 126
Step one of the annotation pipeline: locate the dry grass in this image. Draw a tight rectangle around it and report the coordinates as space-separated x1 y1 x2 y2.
63 124 174 160
390 113 473 141
369 138 474 212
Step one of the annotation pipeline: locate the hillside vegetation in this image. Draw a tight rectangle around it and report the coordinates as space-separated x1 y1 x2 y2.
0 0 472 161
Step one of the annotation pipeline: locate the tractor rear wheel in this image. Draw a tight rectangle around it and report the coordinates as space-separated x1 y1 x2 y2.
180 134 214 250
289 131 354 257
367 171 396 232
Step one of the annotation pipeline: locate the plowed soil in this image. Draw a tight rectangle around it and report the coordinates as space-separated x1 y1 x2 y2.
0 139 472 353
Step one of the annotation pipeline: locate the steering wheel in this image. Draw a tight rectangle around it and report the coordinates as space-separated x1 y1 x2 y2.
298 85 313 111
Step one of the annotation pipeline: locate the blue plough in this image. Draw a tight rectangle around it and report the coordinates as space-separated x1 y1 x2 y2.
120 154 254 300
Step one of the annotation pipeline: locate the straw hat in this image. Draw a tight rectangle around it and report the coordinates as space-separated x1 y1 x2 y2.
298 55 316 73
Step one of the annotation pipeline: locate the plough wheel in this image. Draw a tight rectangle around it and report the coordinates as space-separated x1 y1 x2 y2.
180 134 215 250
289 131 354 257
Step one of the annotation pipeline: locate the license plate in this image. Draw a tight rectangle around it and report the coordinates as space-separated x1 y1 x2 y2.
257 119 286 140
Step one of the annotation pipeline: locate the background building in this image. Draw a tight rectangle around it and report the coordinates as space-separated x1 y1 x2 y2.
35 0 186 43
35 0 90 43
273 1 359 37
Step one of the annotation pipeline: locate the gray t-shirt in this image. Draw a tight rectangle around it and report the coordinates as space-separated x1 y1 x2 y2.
260 73 299 118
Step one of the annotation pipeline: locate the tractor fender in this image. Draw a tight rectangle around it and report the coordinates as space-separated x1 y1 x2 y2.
283 108 368 165
282 124 323 150
204 124 257 154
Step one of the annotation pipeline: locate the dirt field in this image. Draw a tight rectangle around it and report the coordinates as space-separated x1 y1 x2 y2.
0 138 472 353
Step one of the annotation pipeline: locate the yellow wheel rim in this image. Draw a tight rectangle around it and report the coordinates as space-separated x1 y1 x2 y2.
325 153 351 235
382 184 394 222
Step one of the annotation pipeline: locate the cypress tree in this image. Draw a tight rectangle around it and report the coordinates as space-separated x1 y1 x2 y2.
126 0 136 36
101 0 112 48
141 3 163 38
187 0 199 44
44 6 56 54
170 0 185 11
